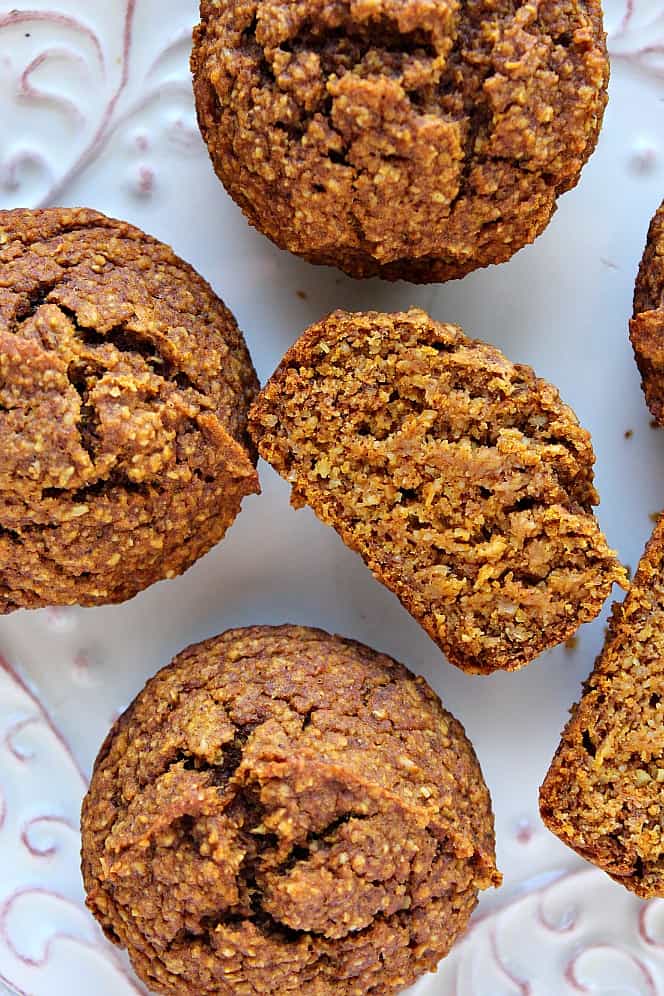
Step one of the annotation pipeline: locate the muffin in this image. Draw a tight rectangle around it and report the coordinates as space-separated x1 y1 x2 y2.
81 624 500 995
0 207 259 612
249 309 626 674
630 199 664 424
540 517 664 899
191 0 609 282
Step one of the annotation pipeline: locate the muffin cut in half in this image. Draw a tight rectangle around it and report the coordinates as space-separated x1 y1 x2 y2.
192 0 609 281
81 624 500 995
540 517 664 898
0 207 259 611
630 199 664 425
250 309 626 674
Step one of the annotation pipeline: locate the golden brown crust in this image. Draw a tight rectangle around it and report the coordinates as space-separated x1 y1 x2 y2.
81 624 500 995
540 518 664 899
630 200 664 425
192 0 609 282
0 207 259 611
249 308 626 674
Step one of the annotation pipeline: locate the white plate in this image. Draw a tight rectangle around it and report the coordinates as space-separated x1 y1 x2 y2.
0 1 663 993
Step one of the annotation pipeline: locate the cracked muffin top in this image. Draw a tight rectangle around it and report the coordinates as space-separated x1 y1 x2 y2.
250 308 626 674
191 0 609 282
0 207 259 612
630 199 664 425
81 624 500 995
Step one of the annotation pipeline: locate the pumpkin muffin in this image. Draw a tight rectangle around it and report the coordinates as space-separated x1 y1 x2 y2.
630 199 664 424
249 309 626 674
191 0 609 282
81 624 500 995
0 207 259 612
540 517 664 899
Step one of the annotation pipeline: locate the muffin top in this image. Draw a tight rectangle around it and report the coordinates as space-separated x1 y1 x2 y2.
630 200 664 425
633 200 664 319
192 0 608 281
82 624 499 995
0 207 259 611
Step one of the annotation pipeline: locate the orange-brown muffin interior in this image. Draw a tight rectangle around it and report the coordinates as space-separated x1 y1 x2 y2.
250 309 625 673
540 517 664 898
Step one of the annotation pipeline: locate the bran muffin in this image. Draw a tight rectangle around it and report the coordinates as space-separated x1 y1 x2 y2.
0 207 259 612
249 309 626 674
191 0 609 282
81 624 500 995
630 199 664 424
540 517 664 899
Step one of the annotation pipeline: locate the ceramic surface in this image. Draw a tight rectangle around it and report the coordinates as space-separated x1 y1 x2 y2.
0 0 663 992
